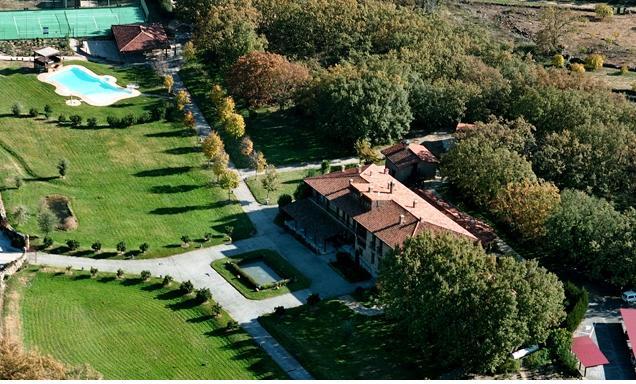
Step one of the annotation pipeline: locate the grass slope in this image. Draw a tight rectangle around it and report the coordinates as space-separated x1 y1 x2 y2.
259 300 434 380
211 249 310 300
0 62 253 257
15 268 284 379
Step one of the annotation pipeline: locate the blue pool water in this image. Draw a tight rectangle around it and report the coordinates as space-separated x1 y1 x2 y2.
49 67 132 98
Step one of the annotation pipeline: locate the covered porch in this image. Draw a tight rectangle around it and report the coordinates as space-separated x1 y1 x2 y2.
281 199 353 255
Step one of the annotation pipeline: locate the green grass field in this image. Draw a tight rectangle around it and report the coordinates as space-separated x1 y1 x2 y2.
245 168 316 205
179 63 351 168
259 300 435 380
211 249 310 300
0 61 253 258
11 268 284 379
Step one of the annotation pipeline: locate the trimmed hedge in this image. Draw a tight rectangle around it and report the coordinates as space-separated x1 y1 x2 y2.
562 282 589 332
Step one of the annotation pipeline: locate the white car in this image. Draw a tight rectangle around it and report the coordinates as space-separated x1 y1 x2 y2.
623 291 636 304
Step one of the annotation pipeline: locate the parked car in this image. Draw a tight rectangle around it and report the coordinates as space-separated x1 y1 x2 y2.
623 290 636 304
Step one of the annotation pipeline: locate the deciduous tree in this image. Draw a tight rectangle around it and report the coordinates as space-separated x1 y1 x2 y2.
250 150 267 178
222 112 246 138
440 138 536 208
192 0 266 67
182 41 197 62
535 6 578 53
202 131 225 164
219 169 240 199
261 165 280 201
163 74 174 94
379 231 565 373
491 180 561 242
227 51 311 107
240 136 254 157
176 90 190 111
211 151 230 181
310 66 413 145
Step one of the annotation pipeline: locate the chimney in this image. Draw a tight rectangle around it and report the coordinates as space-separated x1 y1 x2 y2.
389 181 394 194
413 200 417 208
349 178 354 185
368 186 373 193
384 167 389 174
399 214 405 225
357 164 362 173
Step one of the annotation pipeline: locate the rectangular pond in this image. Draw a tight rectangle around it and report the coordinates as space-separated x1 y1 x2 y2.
240 260 283 286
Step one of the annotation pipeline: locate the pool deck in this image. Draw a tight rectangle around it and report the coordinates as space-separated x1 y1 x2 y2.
37 64 141 106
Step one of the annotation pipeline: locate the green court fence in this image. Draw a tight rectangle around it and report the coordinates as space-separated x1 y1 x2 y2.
0 6 146 40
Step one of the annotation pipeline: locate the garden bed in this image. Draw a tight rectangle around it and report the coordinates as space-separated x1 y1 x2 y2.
211 249 310 300
45 194 77 231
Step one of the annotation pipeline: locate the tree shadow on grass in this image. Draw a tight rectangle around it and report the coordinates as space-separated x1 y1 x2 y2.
149 184 202 194
155 289 183 301
74 274 91 280
53 271 65 276
204 327 242 338
122 277 143 286
167 297 199 311
98 276 116 283
134 166 193 177
141 282 163 291
145 128 194 138
186 314 213 323
50 246 70 254
149 203 225 215
164 146 200 155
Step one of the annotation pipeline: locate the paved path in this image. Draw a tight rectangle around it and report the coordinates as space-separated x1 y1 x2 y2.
25 61 366 377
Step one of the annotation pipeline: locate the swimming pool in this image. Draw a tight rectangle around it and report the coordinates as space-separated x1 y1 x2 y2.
38 65 140 106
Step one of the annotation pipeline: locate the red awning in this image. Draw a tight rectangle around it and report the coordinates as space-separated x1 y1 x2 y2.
572 336 609 368
621 308 636 359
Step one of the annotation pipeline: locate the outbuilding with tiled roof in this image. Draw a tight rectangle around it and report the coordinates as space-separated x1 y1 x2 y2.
111 23 169 54
381 141 438 184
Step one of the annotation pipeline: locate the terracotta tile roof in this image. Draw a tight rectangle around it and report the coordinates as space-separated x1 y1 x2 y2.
112 23 169 53
381 142 438 169
414 189 498 246
304 164 476 247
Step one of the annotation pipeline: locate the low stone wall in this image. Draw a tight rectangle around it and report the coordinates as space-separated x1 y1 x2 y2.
0 253 27 292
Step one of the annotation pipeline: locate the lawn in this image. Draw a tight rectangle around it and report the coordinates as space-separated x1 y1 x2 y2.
245 168 317 205
8 267 284 379
259 300 435 380
179 63 351 168
211 249 310 300
0 61 253 258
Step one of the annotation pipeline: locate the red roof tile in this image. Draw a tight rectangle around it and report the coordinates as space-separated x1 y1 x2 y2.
381 142 438 169
304 164 476 247
414 189 498 246
112 23 169 53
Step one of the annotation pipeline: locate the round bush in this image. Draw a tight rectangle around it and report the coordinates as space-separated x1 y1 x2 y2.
585 54 604 71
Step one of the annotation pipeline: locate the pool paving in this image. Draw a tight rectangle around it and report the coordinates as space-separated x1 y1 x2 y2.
240 260 283 286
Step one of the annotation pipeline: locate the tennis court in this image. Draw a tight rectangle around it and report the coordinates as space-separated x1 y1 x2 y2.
0 6 145 40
